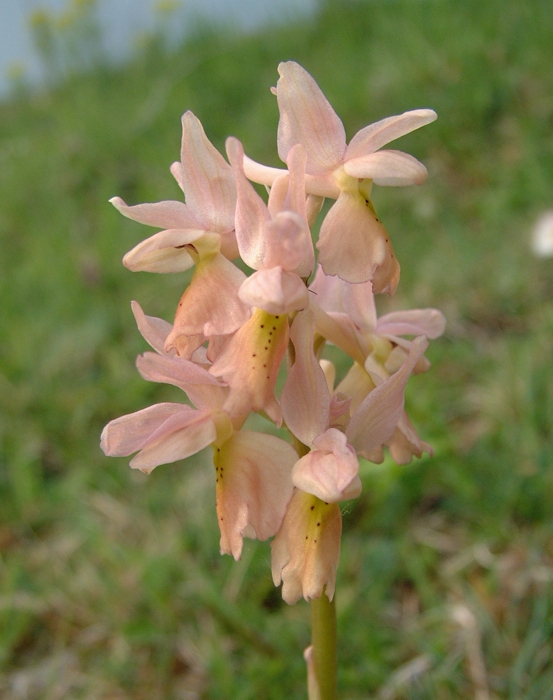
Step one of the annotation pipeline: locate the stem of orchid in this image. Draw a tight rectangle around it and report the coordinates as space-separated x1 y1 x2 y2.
310 589 338 700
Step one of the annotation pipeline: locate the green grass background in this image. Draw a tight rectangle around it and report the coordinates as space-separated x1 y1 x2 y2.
1 0 553 697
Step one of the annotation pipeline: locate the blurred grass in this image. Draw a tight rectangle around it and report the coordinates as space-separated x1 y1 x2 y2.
1 0 553 697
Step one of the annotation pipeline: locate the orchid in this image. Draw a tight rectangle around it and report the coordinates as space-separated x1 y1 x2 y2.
111 111 238 273
244 61 436 290
101 61 441 700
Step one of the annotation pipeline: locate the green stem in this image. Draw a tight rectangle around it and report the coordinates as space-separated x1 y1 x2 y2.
310 590 338 700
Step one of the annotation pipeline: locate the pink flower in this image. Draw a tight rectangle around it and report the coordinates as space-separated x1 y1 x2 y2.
281 310 430 495
309 267 445 463
244 62 436 290
110 111 238 273
101 307 296 560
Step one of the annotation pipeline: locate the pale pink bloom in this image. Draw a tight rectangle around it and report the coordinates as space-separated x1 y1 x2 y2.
110 111 238 273
282 310 428 497
271 489 342 604
309 265 445 366
344 335 429 459
225 137 313 315
309 267 444 463
100 334 229 474
244 62 436 289
101 317 296 559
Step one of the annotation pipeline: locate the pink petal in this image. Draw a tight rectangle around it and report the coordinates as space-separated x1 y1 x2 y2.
292 429 361 503
209 308 289 426
376 308 446 339
241 153 340 198
164 253 250 354
263 212 313 273
271 490 342 604
131 300 173 355
276 61 346 176
238 267 309 315
345 109 437 160
387 412 433 465
136 352 228 411
344 150 428 186
130 412 216 474
100 403 216 473
215 431 297 560
170 161 184 191
280 310 330 446
309 297 367 366
180 111 236 234
346 336 429 456
242 153 287 187
311 265 377 332
110 196 198 229
317 191 400 291
123 228 203 273
226 136 270 270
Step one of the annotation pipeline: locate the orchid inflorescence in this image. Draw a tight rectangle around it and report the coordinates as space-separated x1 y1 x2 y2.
101 61 444 606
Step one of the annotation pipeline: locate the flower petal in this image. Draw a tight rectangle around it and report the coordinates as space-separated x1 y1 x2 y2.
215 431 297 560
226 136 270 270
276 61 346 176
164 253 250 355
344 150 428 186
130 412 216 474
100 403 215 473
209 309 289 426
180 111 236 233
123 228 202 273
136 352 228 411
131 300 173 355
281 310 330 446
271 490 342 604
317 191 400 291
292 429 361 503
110 196 198 229
238 267 309 315
376 308 446 339
345 109 437 159
346 336 429 456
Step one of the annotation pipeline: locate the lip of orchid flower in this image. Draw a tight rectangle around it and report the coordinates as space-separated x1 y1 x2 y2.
164 249 251 359
271 490 342 604
213 430 297 560
209 308 290 427
110 111 239 273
